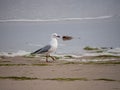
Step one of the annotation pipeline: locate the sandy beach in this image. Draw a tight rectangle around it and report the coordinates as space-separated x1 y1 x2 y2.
0 56 120 90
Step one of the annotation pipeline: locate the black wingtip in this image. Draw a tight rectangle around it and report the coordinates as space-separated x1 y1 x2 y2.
30 52 36 57
30 52 36 55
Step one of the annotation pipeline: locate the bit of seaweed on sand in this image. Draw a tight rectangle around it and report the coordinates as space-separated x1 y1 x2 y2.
0 76 38 80
0 64 27 66
43 77 88 81
0 76 119 82
62 61 120 65
94 78 117 81
32 63 50 66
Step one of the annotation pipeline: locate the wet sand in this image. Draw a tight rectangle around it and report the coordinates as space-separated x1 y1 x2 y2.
0 56 120 90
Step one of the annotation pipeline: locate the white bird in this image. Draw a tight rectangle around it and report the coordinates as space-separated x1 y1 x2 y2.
31 33 60 62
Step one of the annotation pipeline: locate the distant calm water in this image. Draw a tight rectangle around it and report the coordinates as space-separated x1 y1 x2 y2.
0 19 120 54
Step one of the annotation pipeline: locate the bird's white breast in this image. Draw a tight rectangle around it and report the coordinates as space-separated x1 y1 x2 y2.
50 38 58 48
48 38 58 53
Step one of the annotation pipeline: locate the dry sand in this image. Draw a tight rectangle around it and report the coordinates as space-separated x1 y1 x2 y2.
0 56 120 90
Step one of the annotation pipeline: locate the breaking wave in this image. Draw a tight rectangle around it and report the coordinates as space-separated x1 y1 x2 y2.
0 15 113 23
0 48 120 57
0 50 30 57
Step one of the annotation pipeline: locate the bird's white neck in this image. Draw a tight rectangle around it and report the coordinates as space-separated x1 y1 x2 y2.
50 37 58 47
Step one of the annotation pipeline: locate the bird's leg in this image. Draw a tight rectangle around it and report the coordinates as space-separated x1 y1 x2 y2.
46 56 48 62
49 55 56 61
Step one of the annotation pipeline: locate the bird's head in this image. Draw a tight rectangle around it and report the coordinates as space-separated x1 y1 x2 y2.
52 33 60 39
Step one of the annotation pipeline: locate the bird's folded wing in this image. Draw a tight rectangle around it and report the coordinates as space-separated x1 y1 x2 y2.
31 45 51 54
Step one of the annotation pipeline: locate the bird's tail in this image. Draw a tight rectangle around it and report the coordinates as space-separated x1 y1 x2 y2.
30 52 35 55
31 49 42 55
30 52 37 57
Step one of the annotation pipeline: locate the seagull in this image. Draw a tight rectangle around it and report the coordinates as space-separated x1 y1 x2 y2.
31 33 60 62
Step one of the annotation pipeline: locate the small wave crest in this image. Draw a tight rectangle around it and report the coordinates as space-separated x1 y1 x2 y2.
0 50 31 57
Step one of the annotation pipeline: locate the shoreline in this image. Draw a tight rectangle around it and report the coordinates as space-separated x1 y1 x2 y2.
0 56 120 90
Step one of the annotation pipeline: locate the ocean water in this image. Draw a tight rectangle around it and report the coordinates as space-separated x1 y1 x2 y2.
0 48 120 58
0 18 120 54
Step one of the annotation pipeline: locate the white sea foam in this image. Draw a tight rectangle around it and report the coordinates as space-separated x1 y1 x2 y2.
0 48 120 60
0 15 113 23
0 50 30 57
107 48 120 54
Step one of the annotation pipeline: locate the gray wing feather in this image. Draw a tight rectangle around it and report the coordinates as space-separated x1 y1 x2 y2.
31 45 51 54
